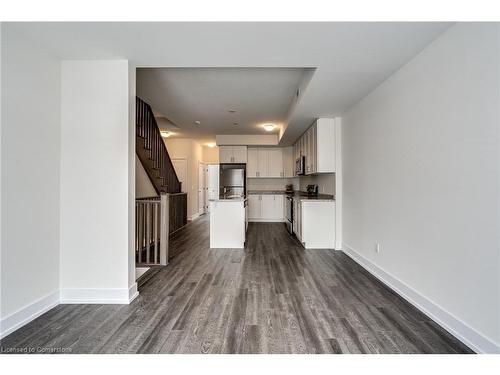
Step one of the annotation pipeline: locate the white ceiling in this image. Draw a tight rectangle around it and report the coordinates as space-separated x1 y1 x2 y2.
7 22 453 145
137 68 311 145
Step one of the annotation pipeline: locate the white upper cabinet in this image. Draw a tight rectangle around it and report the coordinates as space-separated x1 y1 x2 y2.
219 146 247 163
247 148 259 177
257 149 268 177
247 147 284 178
266 148 283 177
232 146 247 163
219 146 233 163
282 146 294 178
294 118 335 175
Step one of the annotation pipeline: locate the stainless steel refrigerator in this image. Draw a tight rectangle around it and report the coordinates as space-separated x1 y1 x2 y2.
219 163 246 199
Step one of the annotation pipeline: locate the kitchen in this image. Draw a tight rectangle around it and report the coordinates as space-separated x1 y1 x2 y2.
210 118 340 249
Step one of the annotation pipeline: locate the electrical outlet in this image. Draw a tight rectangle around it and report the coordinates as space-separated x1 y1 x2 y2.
375 243 381 254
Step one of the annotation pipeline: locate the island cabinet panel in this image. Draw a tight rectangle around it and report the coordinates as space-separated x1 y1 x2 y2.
209 200 245 249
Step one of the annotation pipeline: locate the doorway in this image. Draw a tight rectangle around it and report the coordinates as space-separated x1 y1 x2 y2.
206 164 219 213
198 162 207 215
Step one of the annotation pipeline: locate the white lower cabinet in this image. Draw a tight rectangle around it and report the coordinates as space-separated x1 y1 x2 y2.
260 195 275 219
247 194 261 220
248 194 284 222
301 200 335 249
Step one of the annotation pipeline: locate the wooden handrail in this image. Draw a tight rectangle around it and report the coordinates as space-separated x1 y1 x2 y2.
136 97 182 194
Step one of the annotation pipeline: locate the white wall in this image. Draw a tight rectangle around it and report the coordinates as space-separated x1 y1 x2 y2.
135 155 156 198
164 138 203 219
247 178 296 191
342 23 499 353
127 65 136 295
60 60 134 303
216 134 278 146
299 173 335 195
1 28 61 334
202 145 219 164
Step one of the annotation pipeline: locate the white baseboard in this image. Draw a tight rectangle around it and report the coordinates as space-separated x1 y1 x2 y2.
0 290 59 339
60 287 134 304
248 219 285 223
1 284 139 339
128 283 139 303
188 213 200 221
342 243 500 354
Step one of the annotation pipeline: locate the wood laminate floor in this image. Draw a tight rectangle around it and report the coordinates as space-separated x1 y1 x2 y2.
1 214 473 354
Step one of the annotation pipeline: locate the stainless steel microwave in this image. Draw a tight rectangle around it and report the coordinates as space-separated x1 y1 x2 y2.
295 156 305 175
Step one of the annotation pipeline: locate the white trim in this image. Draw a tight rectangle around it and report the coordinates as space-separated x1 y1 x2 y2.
128 283 139 303
188 212 201 221
0 290 59 339
198 161 207 216
248 218 285 223
334 117 343 250
342 243 500 354
1 284 138 338
60 288 134 304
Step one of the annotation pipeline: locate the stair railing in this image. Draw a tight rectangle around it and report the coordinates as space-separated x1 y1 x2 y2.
135 194 169 265
136 97 181 193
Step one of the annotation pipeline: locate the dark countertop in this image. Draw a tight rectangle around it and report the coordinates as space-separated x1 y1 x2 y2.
247 190 290 195
247 190 334 201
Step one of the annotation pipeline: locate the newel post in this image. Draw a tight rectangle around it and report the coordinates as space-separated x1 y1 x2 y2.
160 193 169 265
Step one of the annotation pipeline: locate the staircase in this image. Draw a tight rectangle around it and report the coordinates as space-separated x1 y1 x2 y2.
136 96 181 194
135 97 187 266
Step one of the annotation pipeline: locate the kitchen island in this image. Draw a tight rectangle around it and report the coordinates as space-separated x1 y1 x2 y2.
209 198 247 249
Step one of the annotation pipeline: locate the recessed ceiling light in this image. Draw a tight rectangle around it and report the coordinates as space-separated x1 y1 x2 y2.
263 123 276 132
228 110 236 114
160 130 172 138
194 120 201 125
233 122 239 126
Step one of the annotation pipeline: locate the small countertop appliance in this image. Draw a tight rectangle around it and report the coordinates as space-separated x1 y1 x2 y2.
306 184 319 197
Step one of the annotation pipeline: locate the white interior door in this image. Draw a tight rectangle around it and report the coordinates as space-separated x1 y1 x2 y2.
172 158 187 193
207 164 219 212
198 163 206 215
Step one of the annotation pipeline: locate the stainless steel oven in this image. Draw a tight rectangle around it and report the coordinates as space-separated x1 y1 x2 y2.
285 195 293 234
